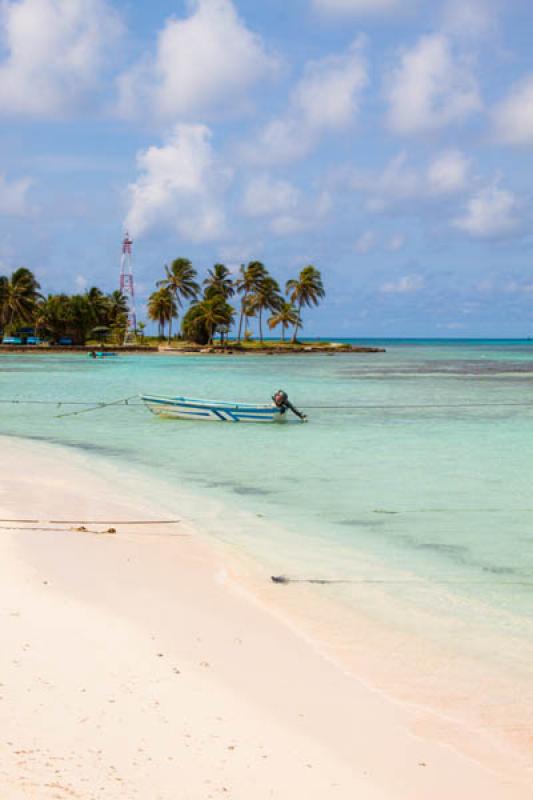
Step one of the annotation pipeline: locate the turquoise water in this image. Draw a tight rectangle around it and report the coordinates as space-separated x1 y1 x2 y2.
2 343 533 685
1 343 533 596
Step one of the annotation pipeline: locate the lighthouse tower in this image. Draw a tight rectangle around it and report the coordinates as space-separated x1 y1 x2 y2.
119 232 137 344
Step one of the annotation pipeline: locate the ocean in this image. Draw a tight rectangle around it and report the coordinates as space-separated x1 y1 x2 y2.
2 339 533 761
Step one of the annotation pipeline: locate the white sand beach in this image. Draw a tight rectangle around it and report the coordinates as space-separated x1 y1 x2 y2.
0 435 530 799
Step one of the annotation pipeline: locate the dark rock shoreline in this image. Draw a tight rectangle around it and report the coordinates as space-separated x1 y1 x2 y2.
0 344 385 355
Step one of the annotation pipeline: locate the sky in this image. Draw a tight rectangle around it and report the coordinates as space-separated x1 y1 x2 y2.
1 0 533 337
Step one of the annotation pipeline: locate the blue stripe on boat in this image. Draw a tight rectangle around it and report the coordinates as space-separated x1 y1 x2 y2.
234 414 278 420
144 397 280 414
158 408 212 417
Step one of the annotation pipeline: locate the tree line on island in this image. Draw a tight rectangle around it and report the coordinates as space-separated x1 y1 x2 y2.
0 268 130 344
148 260 325 345
0 261 325 346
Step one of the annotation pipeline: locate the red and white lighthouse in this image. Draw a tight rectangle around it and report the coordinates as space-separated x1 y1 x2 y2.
119 232 137 344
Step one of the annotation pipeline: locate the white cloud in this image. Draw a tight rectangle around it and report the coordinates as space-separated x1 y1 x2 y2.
243 39 367 164
117 0 277 122
453 184 519 238
492 75 533 146
441 0 498 39
355 153 420 211
355 230 377 253
241 174 301 217
437 321 465 330
292 42 367 131
476 277 533 294
384 34 481 134
124 124 231 241
0 0 122 117
386 233 405 251
427 149 469 194
381 274 425 293
313 0 402 14
354 230 405 254
350 149 468 212
504 280 533 294
270 215 310 236
218 242 259 271
0 173 32 215
266 190 331 236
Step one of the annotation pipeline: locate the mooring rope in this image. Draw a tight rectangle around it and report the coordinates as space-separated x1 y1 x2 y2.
372 508 533 514
0 525 118 534
302 402 533 409
271 575 533 586
55 394 139 418
1 398 533 410
0 518 180 524
0 397 144 409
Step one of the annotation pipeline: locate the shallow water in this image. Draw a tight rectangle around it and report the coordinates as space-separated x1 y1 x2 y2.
2 342 533 742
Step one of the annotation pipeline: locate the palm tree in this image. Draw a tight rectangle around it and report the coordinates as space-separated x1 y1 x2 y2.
91 325 111 345
183 297 235 345
203 264 235 300
67 294 98 344
86 287 108 324
0 275 8 332
235 261 267 342
285 266 325 343
0 267 42 333
147 287 177 340
248 276 282 344
34 294 72 342
268 302 300 343
157 258 200 342
105 290 129 326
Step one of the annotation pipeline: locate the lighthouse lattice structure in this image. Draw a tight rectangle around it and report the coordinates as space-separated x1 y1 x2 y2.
119 232 137 344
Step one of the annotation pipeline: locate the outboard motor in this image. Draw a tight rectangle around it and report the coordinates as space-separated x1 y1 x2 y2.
272 389 307 421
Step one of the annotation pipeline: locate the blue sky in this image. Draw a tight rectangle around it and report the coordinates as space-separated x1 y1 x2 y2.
1 0 533 337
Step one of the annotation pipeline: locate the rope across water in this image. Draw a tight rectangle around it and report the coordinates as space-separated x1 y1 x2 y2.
1 398 533 410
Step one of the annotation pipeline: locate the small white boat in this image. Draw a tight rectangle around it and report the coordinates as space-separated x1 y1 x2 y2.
142 394 288 423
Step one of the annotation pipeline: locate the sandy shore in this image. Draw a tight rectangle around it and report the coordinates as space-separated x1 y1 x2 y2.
0 436 529 799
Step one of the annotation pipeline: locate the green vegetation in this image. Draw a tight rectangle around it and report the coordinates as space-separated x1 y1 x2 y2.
286 266 325 344
0 267 130 345
0 259 325 348
157 259 325 346
155 258 200 343
147 287 177 340
268 302 301 343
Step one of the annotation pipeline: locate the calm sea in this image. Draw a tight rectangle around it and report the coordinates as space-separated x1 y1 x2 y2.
2 339 533 758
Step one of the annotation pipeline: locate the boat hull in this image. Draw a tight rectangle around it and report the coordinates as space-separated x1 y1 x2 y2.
142 395 286 423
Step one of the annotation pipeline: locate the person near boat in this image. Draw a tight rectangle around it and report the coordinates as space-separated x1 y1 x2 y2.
272 389 307 420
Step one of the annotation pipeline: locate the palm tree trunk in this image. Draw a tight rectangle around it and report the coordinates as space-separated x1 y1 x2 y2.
291 301 302 344
281 324 285 343
259 307 263 343
237 291 248 342
168 316 172 344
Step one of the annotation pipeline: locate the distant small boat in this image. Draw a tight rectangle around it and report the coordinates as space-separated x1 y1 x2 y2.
142 394 287 423
89 351 118 359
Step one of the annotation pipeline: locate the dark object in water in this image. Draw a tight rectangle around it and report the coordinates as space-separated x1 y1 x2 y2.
272 390 307 421
271 574 333 585
271 574 351 585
